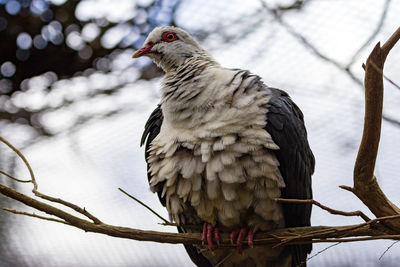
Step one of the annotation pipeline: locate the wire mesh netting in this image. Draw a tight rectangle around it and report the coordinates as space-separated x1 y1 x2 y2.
0 0 400 266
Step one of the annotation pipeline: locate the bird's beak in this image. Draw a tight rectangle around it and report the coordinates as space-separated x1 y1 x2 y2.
132 45 153 58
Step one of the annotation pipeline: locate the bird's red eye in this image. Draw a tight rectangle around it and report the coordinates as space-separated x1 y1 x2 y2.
162 32 178 42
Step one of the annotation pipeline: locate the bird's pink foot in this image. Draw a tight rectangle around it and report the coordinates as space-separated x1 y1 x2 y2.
201 222 220 253
230 227 254 253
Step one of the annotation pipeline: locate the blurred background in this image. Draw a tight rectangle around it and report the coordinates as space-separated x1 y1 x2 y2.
0 0 400 266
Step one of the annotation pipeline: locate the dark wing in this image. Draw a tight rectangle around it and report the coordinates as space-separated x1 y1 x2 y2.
141 104 165 205
264 87 315 267
177 227 213 267
141 105 212 267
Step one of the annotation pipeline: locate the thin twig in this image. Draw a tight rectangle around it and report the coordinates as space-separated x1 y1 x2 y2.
159 222 179 226
275 198 371 222
305 242 340 263
310 235 400 244
339 185 354 193
379 240 399 260
3 208 71 225
0 135 103 224
381 26 400 60
118 188 170 224
368 61 400 90
352 214 400 230
33 192 103 224
0 170 31 183
274 214 400 248
0 136 35 185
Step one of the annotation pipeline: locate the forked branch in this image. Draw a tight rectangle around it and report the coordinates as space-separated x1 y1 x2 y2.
0 181 399 247
0 136 102 224
345 26 400 230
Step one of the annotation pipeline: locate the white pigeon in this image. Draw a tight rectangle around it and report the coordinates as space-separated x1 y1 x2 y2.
136 26 314 267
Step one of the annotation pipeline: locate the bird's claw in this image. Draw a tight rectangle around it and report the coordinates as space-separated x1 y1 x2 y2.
202 223 207 245
201 222 220 253
230 227 254 254
202 223 254 254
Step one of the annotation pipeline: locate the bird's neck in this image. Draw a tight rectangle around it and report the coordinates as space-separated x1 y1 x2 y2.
160 56 220 128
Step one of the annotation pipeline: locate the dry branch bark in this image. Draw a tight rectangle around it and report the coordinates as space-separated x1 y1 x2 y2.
347 26 400 230
275 198 370 222
0 183 397 247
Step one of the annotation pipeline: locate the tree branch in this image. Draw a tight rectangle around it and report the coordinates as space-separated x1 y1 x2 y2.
0 170 31 183
379 240 399 260
3 208 71 225
0 136 35 184
118 188 172 225
1 182 399 247
350 26 400 230
275 198 370 222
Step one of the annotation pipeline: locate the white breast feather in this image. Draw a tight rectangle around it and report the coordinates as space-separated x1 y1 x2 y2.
148 66 285 230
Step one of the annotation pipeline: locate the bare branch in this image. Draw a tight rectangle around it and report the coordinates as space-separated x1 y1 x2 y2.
119 188 171 225
275 198 370 222
273 214 400 248
367 57 400 90
356 26 400 176
306 243 340 263
0 136 35 184
32 192 103 224
307 235 400 244
0 170 31 183
3 208 71 225
339 185 354 193
3 182 400 247
0 135 102 224
381 26 400 60
379 240 399 260
352 26 400 230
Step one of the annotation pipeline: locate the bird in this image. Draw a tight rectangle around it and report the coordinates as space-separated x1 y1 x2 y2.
136 26 314 267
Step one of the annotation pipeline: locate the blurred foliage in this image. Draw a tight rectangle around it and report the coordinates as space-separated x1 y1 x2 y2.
0 1 182 261
0 0 311 141
0 0 180 137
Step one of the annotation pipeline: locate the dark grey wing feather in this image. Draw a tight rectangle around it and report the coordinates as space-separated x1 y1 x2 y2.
140 104 165 206
264 87 315 267
177 227 213 267
141 105 212 267
140 105 163 147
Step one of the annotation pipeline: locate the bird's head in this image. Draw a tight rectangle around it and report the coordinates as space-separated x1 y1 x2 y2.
132 26 210 72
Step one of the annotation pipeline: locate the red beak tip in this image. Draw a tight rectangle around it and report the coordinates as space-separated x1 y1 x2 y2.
132 46 152 59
